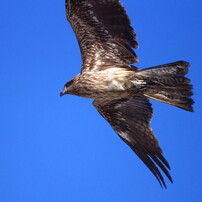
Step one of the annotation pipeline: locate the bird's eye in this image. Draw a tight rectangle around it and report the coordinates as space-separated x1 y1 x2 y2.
65 80 73 87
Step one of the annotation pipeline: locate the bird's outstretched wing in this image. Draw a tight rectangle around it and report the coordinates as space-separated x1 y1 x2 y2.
65 0 138 71
93 97 173 188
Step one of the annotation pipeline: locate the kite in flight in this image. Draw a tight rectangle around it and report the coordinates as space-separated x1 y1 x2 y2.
60 0 194 188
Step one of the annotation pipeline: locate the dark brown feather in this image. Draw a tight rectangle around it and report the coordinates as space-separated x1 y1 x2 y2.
65 0 138 71
93 97 173 188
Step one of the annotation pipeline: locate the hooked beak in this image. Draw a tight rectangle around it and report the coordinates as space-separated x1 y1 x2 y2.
60 86 67 97
60 92 64 97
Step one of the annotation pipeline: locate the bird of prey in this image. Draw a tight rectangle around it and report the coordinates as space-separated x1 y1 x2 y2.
60 0 194 188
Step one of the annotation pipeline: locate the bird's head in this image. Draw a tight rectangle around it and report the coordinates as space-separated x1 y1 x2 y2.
60 79 74 96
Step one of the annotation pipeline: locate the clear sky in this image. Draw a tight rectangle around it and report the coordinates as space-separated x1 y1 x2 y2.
1 0 202 201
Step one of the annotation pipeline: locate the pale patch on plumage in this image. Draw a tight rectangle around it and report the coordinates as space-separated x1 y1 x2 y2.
147 93 169 100
116 111 125 121
114 103 124 109
92 16 99 23
87 3 93 8
119 131 131 143
131 80 146 85
110 80 125 90
95 59 104 66
92 68 131 90
99 68 130 76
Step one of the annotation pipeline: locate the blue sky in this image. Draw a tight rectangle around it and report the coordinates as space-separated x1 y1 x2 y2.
1 0 202 201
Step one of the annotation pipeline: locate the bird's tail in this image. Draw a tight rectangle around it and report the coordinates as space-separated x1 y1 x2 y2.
138 61 194 111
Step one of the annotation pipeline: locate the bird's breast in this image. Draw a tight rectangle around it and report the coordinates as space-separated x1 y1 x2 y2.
70 68 137 99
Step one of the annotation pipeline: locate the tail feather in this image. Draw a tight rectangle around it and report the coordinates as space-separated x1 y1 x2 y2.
139 61 194 111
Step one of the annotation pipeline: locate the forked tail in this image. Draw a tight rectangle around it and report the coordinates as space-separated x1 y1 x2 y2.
139 61 194 111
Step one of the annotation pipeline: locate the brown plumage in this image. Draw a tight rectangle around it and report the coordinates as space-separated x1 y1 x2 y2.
60 0 194 188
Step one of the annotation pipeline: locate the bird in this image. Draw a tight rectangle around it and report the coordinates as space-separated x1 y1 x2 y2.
60 0 194 188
